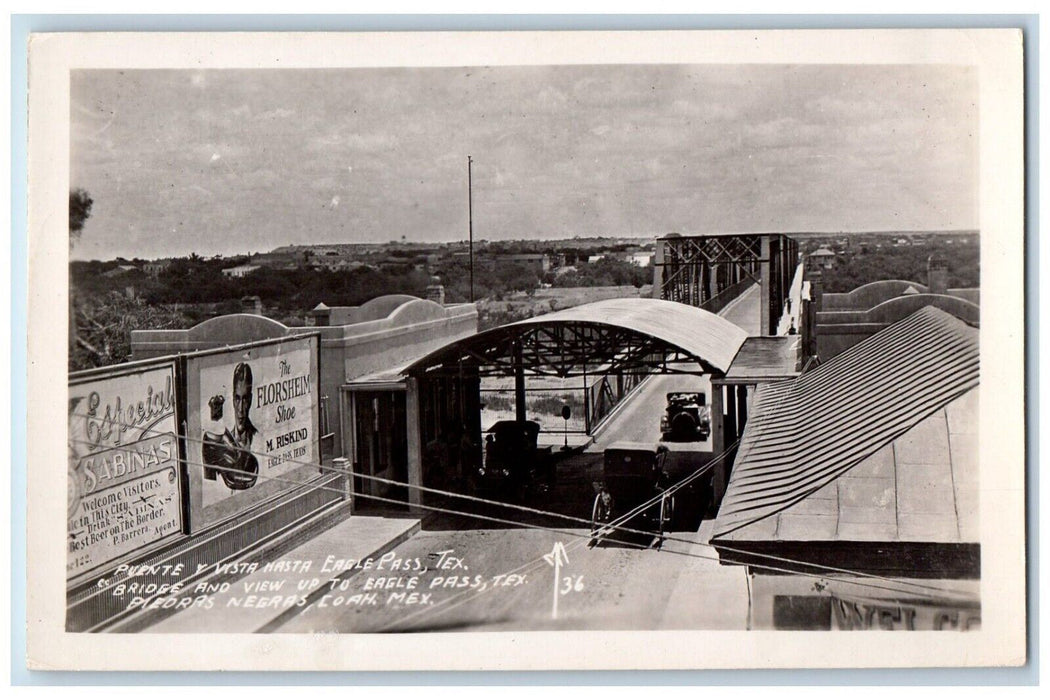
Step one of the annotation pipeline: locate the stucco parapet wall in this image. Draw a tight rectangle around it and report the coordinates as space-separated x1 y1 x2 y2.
320 299 475 336
947 288 980 305
130 297 477 356
325 294 422 325
816 293 979 327
823 280 980 312
317 303 477 348
130 314 299 356
822 280 930 310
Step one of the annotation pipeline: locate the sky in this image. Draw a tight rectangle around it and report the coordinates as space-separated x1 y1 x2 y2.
70 64 978 261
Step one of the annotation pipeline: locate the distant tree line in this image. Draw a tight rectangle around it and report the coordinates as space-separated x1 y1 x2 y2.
71 256 432 312
548 257 650 288
434 258 542 303
822 238 980 293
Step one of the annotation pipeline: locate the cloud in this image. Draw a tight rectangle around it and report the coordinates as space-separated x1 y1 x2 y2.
194 104 253 129
535 85 569 110
306 131 400 153
255 107 296 121
69 64 979 260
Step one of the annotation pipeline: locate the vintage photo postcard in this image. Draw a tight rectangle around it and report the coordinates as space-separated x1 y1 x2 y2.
26 28 1025 671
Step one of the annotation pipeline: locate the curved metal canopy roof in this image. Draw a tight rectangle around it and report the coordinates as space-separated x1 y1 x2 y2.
406 298 749 378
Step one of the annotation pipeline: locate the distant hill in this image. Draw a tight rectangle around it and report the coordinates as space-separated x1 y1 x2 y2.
80 230 981 266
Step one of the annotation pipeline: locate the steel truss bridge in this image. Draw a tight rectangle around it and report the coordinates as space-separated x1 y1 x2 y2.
654 233 799 336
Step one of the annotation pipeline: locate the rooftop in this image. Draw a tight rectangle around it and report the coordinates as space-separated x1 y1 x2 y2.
723 336 802 383
718 387 977 544
712 306 979 542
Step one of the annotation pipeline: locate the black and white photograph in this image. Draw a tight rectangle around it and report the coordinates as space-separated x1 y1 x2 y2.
26 28 1025 670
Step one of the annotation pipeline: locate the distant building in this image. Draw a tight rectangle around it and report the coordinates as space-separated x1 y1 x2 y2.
252 250 309 270
626 251 654 267
320 259 370 272
102 264 139 278
142 260 171 277
495 253 550 273
221 264 260 278
601 250 654 266
809 248 835 269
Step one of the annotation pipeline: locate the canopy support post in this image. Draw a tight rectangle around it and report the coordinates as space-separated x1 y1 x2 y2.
513 340 527 424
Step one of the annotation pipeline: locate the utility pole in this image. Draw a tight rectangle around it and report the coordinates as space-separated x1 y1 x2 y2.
468 155 475 303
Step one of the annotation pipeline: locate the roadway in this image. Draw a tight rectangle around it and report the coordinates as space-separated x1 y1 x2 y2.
589 373 713 451
719 280 762 335
271 526 747 633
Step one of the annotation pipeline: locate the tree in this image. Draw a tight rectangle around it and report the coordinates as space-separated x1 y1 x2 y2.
69 188 94 248
70 291 194 371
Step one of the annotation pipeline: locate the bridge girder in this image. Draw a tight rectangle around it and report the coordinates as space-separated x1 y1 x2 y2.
655 233 800 335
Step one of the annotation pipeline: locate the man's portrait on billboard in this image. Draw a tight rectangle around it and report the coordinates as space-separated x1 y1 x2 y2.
202 362 260 490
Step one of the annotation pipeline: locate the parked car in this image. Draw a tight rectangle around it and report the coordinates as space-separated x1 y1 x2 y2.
660 392 711 442
472 420 554 501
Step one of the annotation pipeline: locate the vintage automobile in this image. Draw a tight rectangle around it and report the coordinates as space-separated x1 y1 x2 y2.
472 420 554 501
660 391 711 442
591 442 674 546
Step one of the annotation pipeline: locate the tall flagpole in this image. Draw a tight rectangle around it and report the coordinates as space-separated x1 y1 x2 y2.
468 155 475 303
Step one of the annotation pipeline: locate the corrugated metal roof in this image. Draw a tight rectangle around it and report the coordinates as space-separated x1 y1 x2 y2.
510 298 749 373
712 306 978 538
719 387 978 544
344 363 412 387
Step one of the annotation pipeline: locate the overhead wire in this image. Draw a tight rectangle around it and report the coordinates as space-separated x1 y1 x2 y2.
67 434 979 628
366 443 737 631
360 354 978 629
67 408 734 542
349 489 978 632
66 415 978 600
67 271 983 630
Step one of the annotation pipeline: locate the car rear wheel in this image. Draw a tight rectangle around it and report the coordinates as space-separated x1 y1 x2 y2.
659 493 675 535
591 490 613 537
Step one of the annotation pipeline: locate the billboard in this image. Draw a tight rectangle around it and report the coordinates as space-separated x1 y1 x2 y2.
184 334 321 531
67 361 183 582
